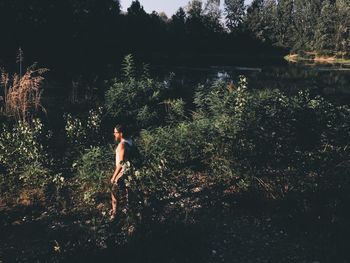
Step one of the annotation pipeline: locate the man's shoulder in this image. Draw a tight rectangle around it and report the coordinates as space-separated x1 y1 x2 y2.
117 139 132 149
116 141 125 150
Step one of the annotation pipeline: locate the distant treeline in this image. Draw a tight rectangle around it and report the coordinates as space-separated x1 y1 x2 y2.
0 0 349 76
243 0 350 56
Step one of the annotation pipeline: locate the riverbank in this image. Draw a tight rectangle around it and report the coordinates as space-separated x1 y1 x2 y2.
285 53 350 65
1 178 349 263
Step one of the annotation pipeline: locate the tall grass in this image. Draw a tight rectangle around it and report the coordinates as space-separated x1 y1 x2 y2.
0 64 48 122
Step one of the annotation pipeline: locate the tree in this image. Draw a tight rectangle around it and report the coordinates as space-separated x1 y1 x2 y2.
245 0 276 43
224 0 245 32
187 0 203 19
275 0 294 47
172 7 187 25
291 0 323 51
314 0 338 53
170 7 187 35
335 0 350 54
158 12 169 23
204 0 222 21
245 0 264 36
204 0 223 33
127 0 147 16
186 0 206 39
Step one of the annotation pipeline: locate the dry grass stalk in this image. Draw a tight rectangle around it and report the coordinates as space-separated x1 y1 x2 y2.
0 64 48 123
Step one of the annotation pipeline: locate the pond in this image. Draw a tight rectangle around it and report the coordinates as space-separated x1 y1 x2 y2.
150 59 350 105
43 58 350 119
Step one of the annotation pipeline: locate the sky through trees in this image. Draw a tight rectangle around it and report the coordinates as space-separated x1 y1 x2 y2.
120 0 253 16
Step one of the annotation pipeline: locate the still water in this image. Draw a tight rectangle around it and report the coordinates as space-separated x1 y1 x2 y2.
151 61 350 105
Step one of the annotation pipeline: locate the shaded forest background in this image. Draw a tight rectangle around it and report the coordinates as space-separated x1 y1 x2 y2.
1 0 350 78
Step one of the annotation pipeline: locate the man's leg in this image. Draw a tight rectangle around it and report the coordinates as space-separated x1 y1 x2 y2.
110 185 118 219
123 187 129 213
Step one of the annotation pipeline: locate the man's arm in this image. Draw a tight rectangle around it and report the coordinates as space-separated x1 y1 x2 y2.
111 141 125 184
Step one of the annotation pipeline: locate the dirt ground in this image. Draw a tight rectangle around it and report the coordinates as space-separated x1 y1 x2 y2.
1 183 349 263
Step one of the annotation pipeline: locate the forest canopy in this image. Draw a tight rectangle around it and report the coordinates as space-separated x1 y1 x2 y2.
1 0 349 76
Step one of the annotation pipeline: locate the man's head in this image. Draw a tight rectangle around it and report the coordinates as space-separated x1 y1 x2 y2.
113 124 128 141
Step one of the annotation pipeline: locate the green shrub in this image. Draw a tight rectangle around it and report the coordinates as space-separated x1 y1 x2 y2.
0 118 52 195
64 106 103 152
132 76 350 199
163 98 186 123
75 145 114 204
105 54 168 131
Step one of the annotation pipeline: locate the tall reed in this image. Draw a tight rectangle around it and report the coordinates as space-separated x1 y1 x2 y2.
1 64 48 123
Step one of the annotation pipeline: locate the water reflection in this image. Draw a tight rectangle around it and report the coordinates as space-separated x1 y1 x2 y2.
151 63 350 105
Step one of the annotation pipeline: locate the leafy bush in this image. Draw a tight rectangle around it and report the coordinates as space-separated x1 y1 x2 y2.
64 107 104 150
105 54 168 131
163 98 186 123
132 76 350 199
75 145 114 204
0 118 52 194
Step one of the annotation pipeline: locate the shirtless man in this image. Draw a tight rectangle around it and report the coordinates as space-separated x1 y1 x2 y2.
110 124 132 220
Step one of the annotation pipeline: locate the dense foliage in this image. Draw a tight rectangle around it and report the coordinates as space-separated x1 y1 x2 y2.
105 55 168 131
244 0 350 55
0 119 52 195
1 56 349 261
76 145 114 204
1 57 349 203
135 77 350 199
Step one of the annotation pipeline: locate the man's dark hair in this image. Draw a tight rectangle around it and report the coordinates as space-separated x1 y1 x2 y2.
114 124 129 138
